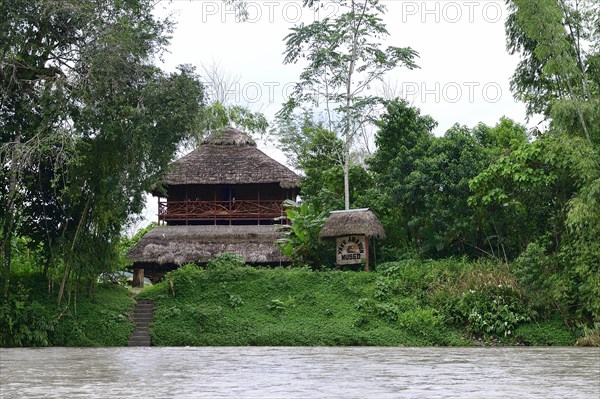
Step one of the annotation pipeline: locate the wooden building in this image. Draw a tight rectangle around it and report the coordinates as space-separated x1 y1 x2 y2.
127 127 301 281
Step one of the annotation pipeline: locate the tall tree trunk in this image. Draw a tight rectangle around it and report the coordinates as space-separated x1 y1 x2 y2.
341 0 366 211
343 145 350 210
2 132 21 299
57 196 91 305
344 46 355 210
57 261 71 307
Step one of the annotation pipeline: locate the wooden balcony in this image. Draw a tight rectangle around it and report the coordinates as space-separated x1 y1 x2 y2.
158 200 286 224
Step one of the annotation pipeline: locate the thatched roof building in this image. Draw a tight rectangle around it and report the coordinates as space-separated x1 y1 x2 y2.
319 209 386 239
127 127 300 280
159 127 301 189
127 225 286 266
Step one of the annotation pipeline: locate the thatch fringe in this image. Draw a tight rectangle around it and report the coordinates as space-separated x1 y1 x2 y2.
127 225 288 265
319 209 386 239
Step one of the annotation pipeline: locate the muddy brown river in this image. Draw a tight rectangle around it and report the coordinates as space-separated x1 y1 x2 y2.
1 347 599 398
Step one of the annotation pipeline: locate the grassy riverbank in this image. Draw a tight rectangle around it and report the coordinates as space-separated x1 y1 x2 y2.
1 257 584 347
0 273 134 347
137 258 576 346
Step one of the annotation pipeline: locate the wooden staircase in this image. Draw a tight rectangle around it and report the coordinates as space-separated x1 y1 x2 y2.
128 300 154 347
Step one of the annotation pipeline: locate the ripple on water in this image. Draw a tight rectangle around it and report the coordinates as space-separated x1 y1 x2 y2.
0 347 599 398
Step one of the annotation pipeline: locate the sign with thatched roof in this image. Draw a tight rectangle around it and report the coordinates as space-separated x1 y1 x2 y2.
319 209 386 239
320 209 385 271
336 235 367 265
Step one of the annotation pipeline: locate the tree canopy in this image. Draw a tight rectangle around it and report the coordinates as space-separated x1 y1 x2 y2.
1 0 205 302
278 0 418 209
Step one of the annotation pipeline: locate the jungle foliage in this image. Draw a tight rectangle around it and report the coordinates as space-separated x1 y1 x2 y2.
137 255 574 346
2 0 598 346
1 1 204 305
275 0 599 334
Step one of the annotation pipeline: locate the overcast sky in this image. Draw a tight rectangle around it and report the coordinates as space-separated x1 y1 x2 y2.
135 0 532 230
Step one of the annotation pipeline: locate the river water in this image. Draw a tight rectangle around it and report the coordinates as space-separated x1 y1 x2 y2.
1 347 599 398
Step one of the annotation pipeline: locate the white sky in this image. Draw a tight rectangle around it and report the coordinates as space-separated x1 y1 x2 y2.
134 0 532 231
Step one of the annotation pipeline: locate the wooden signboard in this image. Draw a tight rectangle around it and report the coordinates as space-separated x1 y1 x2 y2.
336 235 367 267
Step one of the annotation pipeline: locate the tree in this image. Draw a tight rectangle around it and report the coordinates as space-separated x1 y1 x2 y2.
1 0 205 302
506 0 599 143
369 100 530 259
504 0 600 254
277 116 372 211
471 0 600 325
197 61 268 140
279 0 419 209
367 99 435 250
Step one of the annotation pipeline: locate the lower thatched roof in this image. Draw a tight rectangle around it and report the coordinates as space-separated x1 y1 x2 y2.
319 209 386 239
126 225 288 265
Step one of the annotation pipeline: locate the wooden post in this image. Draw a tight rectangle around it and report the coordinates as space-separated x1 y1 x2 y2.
133 268 145 287
364 237 370 272
157 196 160 225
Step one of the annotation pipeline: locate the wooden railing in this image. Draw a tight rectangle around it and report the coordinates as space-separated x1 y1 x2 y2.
158 200 286 223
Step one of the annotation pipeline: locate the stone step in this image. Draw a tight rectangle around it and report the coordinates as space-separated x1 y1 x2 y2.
128 340 151 347
135 309 154 314
135 314 154 320
134 306 154 311
128 300 154 347
134 308 153 312
134 311 153 317
131 334 149 339
130 333 151 339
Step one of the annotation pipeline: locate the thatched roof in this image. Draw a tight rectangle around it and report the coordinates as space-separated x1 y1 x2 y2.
126 225 288 265
319 209 386 239
160 127 301 188
202 128 256 146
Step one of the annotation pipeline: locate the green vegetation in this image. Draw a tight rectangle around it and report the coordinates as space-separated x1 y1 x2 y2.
0 272 134 347
0 250 585 348
136 255 575 347
2 0 598 347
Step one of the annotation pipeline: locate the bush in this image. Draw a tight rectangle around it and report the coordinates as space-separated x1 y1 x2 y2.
161 263 204 297
453 287 532 339
206 253 245 269
0 287 55 347
514 318 575 346
514 239 600 327
0 279 133 347
576 323 600 347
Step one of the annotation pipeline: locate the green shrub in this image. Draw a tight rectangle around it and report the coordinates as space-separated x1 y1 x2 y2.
576 323 600 346
206 253 245 269
0 289 55 347
0 277 133 347
514 239 600 327
451 286 532 340
138 258 576 346
514 318 576 346
162 263 204 297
